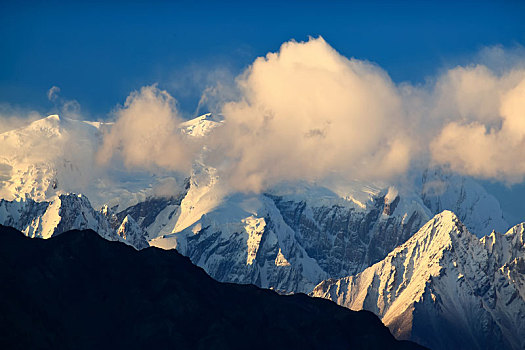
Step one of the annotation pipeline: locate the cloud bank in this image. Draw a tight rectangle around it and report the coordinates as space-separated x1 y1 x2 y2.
3 37 525 197
431 68 525 183
96 37 525 191
209 37 412 191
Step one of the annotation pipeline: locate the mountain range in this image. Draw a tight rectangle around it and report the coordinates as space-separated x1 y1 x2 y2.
0 114 522 349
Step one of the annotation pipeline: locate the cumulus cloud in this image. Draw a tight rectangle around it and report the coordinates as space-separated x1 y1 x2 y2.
115 38 523 192
203 39 525 191
206 37 413 192
430 70 525 183
97 85 198 173
5 38 525 198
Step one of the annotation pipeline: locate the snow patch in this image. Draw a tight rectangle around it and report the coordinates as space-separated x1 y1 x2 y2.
243 216 266 265
275 248 291 266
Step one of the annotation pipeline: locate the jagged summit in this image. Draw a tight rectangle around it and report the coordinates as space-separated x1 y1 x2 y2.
115 214 149 249
312 210 470 312
312 211 525 350
0 193 112 239
0 193 146 249
0 113 521 349
397 210 466 251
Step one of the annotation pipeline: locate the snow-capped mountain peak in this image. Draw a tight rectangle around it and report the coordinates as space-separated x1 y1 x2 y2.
0 193 117 240
180 113 224 137
311 211 525 350
0 193 150 249
116 214 149 250
421 167 508 236
0 114 108 203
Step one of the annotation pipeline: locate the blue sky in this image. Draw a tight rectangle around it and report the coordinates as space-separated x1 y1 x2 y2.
1 1 524 118
2 1 525 221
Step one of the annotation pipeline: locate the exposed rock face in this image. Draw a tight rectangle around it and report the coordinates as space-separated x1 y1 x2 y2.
115 215 149 250
114 178 189 240
0 194 143 249
150 176 431 293
268 191 428 280
151 192 329 293
311 211 525 350
0 194 115 240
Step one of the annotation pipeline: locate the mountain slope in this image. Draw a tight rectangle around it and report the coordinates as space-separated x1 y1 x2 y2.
149 169 431 292
0 193 146 249
0 225 424 350
311 211 525 350
115 214 149 249
421 167 508 236
0 194 116 240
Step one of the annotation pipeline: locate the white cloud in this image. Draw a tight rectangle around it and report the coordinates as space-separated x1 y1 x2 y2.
61 99 82 120
137 38 525 191
430 71 525 183
152 177 180 198
97 85 199 173
203 37 413 192
5 39 525 197
0 104 42 133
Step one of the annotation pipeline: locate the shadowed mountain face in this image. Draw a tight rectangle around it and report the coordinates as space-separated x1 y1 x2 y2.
0 225 424 350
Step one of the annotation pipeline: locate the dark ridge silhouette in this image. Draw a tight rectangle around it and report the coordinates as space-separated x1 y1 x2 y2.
0 225 425 350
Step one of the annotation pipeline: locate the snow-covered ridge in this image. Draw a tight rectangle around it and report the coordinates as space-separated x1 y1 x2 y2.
115 215 149 249
420 168 508 236
0 193 147 249
1 113 523 350
146 170 431 292
0 115 106 203
311 211 525 350
180 113 224 137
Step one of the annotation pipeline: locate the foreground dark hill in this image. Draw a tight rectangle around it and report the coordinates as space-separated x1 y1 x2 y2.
0 225 423 350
